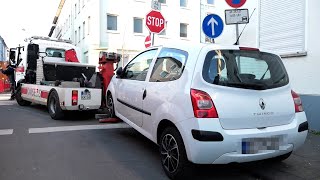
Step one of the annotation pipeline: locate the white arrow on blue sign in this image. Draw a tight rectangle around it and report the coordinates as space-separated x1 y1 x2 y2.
202 14 224 39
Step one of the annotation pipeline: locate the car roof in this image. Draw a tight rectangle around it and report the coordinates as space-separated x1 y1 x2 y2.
152 42 279 57
155 41 241 52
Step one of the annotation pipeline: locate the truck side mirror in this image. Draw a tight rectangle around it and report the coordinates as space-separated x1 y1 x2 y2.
9 50 16 61
27 44 40 59
26 44 40 71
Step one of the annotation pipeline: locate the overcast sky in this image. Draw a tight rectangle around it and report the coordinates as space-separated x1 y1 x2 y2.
0 0 61 47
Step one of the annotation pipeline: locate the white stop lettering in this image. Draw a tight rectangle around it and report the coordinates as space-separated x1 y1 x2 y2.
147 16 164 27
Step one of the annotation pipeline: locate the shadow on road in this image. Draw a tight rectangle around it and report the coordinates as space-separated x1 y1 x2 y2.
94 128 290 180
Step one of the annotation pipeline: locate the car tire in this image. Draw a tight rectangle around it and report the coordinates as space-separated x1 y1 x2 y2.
16 85 31 106
160 127 193 180
48 91 64 120
106 93 116 118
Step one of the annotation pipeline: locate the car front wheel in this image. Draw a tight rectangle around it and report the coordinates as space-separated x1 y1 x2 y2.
106 93 116 118
160 127 193 179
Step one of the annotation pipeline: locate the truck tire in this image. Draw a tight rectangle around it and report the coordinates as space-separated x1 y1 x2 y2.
16 85 32 106
48 91 64 120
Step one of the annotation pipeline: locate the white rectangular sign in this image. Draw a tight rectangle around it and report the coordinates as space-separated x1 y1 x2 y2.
151 0 161 11
225 9 249 25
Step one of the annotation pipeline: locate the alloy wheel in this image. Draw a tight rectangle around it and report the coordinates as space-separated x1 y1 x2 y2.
107 96 114 116
160 134 180 173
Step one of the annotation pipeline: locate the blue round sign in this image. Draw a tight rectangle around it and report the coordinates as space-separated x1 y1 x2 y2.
202 14 224 39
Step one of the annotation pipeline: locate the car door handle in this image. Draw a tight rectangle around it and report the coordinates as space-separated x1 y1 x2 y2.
143 89 147 100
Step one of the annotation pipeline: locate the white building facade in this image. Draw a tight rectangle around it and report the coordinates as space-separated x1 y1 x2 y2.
212 0 320 131
53 0 216 66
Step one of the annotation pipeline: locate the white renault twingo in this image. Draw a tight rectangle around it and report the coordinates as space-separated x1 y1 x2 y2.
107 43 308 179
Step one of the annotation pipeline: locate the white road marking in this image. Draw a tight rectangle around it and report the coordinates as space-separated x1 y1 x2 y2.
0 129 14 136
29 123 131 134
0 94 11 101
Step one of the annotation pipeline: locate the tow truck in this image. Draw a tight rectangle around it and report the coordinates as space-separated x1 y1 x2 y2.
11 36 120 120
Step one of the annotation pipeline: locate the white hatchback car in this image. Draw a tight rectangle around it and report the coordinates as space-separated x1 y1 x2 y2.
107 43 308 179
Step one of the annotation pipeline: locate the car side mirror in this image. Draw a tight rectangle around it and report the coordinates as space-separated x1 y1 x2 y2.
116 67 123 78
127 71 134 78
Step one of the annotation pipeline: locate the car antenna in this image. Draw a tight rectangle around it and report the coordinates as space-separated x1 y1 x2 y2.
234 8 257 45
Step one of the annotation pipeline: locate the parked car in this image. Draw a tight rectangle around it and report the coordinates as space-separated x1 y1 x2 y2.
107 43 308 179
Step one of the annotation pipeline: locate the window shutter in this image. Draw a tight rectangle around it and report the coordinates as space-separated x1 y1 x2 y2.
259 0 306 57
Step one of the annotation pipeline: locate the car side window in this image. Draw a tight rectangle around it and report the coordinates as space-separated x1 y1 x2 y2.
149 48 188 82
123 49 158 81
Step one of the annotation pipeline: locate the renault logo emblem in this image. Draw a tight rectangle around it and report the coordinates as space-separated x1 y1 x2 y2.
259 98 266 110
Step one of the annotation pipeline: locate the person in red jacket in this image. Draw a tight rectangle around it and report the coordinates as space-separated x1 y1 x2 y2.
0 61 16 100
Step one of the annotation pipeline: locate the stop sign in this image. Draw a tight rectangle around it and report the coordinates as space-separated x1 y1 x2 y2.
146 10 165 34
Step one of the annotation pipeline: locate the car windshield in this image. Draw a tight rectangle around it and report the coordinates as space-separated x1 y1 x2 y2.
202 50 289 90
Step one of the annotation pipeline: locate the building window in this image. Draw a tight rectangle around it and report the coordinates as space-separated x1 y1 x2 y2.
207 0 214 4
159 21 167 35
75 30 77 44
74 4 77 18
84 52 89 63
87 16 90 35
180 23 188 38
107 15 117 31
83 21 86 38
78 26 81 42
158 0 166 4
259 0 306 57
134 18 143 33
180 0 187 7
78 0 80 13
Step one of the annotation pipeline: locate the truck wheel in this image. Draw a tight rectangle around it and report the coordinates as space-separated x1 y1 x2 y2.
106 93 116 118
48 91 64 120
16 85 31 106
160 127 193 179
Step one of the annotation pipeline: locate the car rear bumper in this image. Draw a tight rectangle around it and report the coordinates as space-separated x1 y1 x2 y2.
176 112 308 164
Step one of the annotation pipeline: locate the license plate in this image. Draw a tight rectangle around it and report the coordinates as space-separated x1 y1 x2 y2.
241 136 284 154
81 90 91 100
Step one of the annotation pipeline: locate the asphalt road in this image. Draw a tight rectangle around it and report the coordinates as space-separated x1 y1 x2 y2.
0 93 319 180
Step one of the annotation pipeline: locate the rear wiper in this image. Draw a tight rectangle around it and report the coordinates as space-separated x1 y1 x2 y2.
225 82 267 90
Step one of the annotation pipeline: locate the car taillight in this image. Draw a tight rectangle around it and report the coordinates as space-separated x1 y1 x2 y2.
72 90 78 106
190 89 218 118
291 90 303 112
16 66 25 73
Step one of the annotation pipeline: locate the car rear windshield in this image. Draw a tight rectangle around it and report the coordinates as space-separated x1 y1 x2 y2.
202 50 289 90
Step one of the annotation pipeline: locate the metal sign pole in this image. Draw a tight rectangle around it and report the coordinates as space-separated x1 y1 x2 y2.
235 24 239 45
152 33 155 46
235 24 240 72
